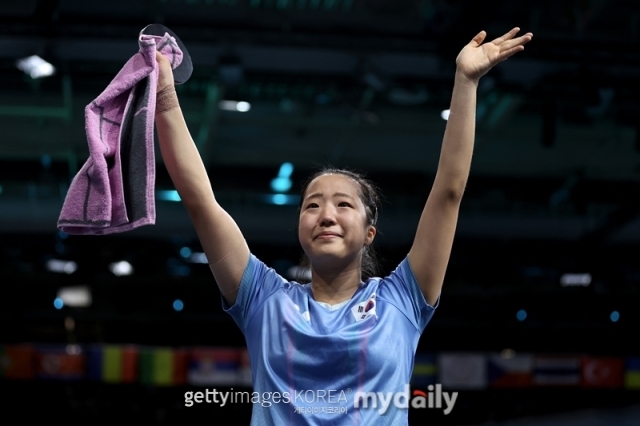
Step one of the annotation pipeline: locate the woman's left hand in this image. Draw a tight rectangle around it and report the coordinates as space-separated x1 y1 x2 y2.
455 27 533 83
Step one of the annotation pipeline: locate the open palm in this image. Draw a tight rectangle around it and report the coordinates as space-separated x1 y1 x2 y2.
456 27 533 82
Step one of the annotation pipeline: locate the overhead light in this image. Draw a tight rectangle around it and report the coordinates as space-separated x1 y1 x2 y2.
109 261 133 277
560 273 591 287
46 259 77 274
610 311 620 322
57 286 92 308
271 178 292 193
440 109 450 120
16 55 55 79
219 100 251 112
516 309 527 321
53 298 64 309
157 190 181 202
270 162 294 192
262 193 299 206
180 247 192 258
187 252 208 264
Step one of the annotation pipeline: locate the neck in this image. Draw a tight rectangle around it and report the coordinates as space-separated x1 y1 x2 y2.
309 266 362 305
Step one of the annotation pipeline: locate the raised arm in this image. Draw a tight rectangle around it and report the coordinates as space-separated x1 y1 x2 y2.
407 28 532 306
154 52 249 306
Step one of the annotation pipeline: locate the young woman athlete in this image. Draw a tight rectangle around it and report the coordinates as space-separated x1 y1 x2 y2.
154 27 532 425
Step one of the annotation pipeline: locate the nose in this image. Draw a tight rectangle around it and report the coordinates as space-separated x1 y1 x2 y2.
318 205 336 227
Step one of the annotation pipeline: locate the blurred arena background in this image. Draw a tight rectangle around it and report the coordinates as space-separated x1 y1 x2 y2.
1 0 640 424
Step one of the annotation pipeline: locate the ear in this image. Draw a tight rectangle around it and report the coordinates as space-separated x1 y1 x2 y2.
365 225 377 245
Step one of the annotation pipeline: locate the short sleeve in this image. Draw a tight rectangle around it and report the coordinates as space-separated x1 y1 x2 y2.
377 257 438 332
222 254 286 333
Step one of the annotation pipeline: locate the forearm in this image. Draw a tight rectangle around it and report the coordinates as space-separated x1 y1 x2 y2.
434 71 479 198
155 97 215 209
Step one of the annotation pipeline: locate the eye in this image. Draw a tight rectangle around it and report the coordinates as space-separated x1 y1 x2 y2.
305 202 319 209
338 201 352 208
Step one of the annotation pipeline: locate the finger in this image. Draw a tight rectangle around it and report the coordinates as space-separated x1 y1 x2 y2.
469 30 487 47
495 45 525 63
155 51 167 64
491 27 521 45
499 33 533 51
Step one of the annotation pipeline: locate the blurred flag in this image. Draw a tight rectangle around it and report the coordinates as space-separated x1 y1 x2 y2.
438 352 487 390
188 347 241 386
624 357 640 389
104 345 139 383
533 355 580 386
35 344 85 380
581 357 624 388
411 353 437 388
0 344 36 379
238 347 252 387
87 344 139 383
86 345 103 381
139 347 187 386
488 353 533 388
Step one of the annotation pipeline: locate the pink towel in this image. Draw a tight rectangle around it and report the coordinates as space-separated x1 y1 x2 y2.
58 33 182 235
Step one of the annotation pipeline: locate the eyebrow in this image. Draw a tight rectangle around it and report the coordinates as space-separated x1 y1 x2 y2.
305 192 356 201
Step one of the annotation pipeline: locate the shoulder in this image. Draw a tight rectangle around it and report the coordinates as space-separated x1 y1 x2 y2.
228 254 293 309
370 257 437 330
376 257 416 287
243 254 288 284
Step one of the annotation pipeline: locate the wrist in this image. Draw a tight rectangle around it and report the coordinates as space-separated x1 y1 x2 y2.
156 85 179 115
454 70 480 89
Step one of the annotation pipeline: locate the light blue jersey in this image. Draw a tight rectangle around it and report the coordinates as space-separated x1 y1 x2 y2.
223 254 437 425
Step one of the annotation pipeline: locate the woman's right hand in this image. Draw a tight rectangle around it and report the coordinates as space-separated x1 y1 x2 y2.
155 51 174 93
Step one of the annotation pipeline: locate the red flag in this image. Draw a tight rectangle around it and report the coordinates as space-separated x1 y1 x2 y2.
173 348 188 386
36 345 85 380
121 346 139 383
1 344 36 379
581 357 624 388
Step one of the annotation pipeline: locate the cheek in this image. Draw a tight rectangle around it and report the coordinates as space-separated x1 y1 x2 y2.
298 215 311 235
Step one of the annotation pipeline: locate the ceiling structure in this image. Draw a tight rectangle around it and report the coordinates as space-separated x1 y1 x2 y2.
1 0 640 246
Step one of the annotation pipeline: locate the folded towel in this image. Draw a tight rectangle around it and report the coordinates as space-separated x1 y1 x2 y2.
58 32 183 235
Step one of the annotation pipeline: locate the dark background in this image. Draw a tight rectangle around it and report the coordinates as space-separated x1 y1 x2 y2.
1 0 640 424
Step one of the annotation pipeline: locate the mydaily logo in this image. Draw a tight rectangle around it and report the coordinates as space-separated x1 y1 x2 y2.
354 384 458 415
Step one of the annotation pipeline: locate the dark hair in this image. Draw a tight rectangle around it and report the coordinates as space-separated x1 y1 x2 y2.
296 167 382 282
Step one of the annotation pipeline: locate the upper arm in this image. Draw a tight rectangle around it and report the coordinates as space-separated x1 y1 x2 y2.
407 185 462 306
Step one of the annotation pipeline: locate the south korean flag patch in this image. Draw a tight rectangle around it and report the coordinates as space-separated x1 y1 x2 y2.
351 293 377 322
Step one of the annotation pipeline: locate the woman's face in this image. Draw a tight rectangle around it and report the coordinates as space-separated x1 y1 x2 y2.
298 174 376 270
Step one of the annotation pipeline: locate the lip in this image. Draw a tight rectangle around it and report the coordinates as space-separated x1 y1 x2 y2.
314 231 342 240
